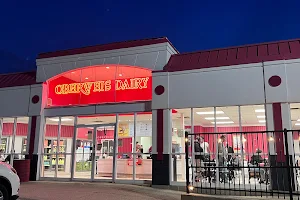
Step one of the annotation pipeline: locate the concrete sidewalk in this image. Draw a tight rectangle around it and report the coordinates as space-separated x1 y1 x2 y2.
19 181 182 200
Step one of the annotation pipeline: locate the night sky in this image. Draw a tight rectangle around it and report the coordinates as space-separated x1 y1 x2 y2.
1 0 300 73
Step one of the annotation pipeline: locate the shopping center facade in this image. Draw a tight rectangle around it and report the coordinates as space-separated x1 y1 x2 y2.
1 37 300 187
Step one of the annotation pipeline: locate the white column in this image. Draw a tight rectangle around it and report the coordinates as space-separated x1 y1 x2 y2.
265 104 276 155
35 115 45 181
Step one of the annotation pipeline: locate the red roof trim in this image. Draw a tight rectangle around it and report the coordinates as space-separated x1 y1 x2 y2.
164 38 300 72
38 37 178 59
0 71 37 89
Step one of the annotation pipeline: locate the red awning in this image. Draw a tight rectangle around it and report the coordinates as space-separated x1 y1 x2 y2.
0 71 37 89
164 39 300 72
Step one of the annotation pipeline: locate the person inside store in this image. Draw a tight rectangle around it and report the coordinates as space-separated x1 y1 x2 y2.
218 135 229 183
250 149 264 165
136 142 142 159
194 136 203 182
140 145 144 154
199 136 210 161
248 149 268 183
147 146 152 159
0 149 5 162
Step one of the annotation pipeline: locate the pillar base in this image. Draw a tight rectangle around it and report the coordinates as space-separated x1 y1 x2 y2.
152 154 170 185
269 155 294 191
25 154 38 181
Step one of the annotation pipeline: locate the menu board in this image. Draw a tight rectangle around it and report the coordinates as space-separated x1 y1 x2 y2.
128 122 152 137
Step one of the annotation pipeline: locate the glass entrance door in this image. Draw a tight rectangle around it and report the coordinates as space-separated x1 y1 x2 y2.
74 126 94 179
73 124 116 181
93 125 115 180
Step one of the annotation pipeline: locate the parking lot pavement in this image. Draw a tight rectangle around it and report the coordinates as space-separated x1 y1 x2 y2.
19 181 182 200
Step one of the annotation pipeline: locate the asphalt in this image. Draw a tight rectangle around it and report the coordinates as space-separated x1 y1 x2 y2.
19 181 182 200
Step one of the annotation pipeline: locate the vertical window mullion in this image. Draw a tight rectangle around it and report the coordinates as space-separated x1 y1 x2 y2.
55 117 62 178
71 116 78 180
133 112 137 181
112 114 119 182
0 118 3 153
11 117 18 166
191 108 194 184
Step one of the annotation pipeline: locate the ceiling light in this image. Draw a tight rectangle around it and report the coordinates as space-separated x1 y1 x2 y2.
297 119 300 122
257 116 265 119
71 72 75 74
196 111 224 115
49 118 73 122
85 77 88 80
119 74 122 77
295 123 300 126
205 117 229 120
259 120 266 123
106 66 110 69
211 121 234 124
255 109 265 113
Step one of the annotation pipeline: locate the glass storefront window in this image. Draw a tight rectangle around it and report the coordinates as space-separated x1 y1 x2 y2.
117 113 134 180
172 105 267 186
0 117 29 166
136 112 152 180
171 109 191 182
40 112 153 182
41 116 75 178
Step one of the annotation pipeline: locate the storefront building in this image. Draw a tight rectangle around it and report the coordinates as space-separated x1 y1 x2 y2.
1 37 300 188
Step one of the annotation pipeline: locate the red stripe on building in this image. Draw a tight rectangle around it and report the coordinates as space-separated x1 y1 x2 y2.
272 103 285 162
157 109 164 160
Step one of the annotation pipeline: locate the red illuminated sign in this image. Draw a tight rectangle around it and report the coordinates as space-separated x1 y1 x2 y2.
46 65 152 107
54 77 149 95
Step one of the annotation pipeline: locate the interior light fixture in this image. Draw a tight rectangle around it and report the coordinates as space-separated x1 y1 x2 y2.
196 111 224 115
268 137 274 142
257 116 265 119
119 74 122 77
188 185 194 192
49 118 73 122
211 121 234 124
106 66 110 69
71 72 75 74
259 120 266 123
255 109 265 113
205 117 229 120
295 123 300 126
297 119 300 122
85 77 89 80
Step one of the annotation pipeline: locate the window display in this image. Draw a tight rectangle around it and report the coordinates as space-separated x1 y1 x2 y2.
43 139 67 172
